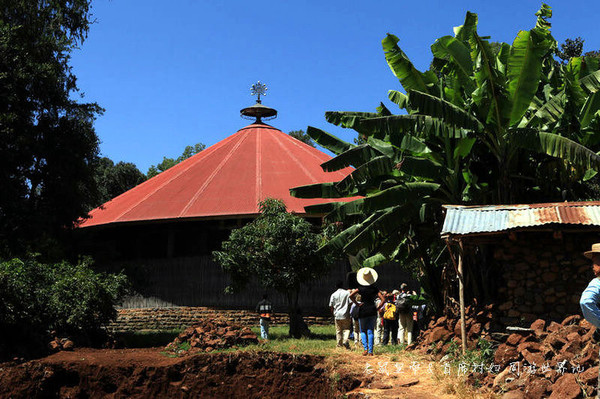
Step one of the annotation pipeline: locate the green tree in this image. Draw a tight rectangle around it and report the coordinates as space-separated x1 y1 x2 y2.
93 157 147 207
291 5 600 312
0 256 128 359
213 198 330 338
288 130 316 147
0 0 102 258
147 143 206 178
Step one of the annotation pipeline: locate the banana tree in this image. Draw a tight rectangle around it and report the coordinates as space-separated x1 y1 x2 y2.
291 4 600 311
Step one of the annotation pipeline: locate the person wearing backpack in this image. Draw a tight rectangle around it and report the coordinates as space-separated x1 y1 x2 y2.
382 293 399 345
396 283 414 345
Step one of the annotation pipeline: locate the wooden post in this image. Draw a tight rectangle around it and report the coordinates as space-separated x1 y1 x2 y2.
458 239 467 355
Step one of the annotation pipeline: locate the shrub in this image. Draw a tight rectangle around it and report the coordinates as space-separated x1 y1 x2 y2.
0 256 128 358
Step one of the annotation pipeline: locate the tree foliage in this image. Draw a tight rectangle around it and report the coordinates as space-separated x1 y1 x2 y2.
288 130 315 147
291 4 600 312
147 143 206 178
93 157 147 207
0 0 102 258
0 256 128 359
213 198 330 337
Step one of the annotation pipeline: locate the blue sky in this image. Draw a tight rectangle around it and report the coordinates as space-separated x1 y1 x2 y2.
70 0 600 174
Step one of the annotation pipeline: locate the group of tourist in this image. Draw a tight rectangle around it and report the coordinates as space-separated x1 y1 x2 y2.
328 267 425 355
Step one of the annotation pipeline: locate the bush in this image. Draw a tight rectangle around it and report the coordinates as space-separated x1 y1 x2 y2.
0 256 128 358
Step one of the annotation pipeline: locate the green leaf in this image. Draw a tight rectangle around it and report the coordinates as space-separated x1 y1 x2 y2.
320 144 384 172
408 90 483 130
430 36 474 93
325 111 380 128
398 156 451 180
506 29 551 125
580 70 600 94
511 129 600 170
453 11 478 43
388 90 409 109
289 182 344 199
336 156 395 193
453 138 476 159
362 182 440 214
306 126 353 155
382 34 429 93
580 92 600 129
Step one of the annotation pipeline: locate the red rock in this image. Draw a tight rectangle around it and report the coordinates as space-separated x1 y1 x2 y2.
48 341 60 352
494 344 521 369
506 334 524 346
548 373 581 399
502 389 525 398
530 319 546 334
62 340 74 351
468 323 482 337
428 326 452 343
560 341 581 355
566 332 581 343
517 341 541 353
580 319 593 330
562 315 582 326
523 378 551 399
547 322 562 333
579 366 598 384
521 350 544 367
546 335 567 350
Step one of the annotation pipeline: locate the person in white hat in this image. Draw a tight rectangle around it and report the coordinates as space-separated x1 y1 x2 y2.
580 243 600 396
349 267 386 356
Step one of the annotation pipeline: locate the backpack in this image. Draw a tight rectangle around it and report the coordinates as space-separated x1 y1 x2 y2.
395 296 410 313
383 302 398 320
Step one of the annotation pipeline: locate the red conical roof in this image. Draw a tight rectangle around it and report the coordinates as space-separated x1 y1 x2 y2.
79 123 356 228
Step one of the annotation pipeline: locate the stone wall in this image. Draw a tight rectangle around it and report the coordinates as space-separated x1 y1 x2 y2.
109 307 332 332
492 231 598 326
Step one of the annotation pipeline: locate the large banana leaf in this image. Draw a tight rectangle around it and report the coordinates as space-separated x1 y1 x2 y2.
335 156 396 193
580 69 600 94
470 31 508 129
306 126 354 155
343 205 410 254
361 182 440 214
320 144 383 172
289 182 345 199
388 90 409 109
511 129 600 170
359 115 469 142
453 11 478 43
325 111 380 128
302 202 339 215
580 91 600 129
324 198 365 223
506 29 551 126
408 90 483 130
383 34 429 93
430 36 475 94
399 156 451 180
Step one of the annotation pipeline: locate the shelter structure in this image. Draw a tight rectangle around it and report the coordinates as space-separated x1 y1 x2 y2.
77 92 415 313
441 201 600 351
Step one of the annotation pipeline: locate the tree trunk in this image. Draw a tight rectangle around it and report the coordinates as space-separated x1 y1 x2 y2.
286 288 311 338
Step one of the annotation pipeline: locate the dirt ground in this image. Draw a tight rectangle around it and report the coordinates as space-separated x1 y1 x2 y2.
0 347 490 398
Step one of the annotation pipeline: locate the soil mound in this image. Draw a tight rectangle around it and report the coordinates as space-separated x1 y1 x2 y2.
0 349 336 398
164 317 259 355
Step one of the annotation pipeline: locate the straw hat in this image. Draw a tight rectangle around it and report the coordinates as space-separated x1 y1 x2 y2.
584 243 600 259
356 267 378 286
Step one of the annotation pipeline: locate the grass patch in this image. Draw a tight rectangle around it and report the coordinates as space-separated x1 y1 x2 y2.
116 329 182 348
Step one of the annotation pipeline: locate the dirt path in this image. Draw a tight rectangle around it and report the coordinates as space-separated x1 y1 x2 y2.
330 348 494 398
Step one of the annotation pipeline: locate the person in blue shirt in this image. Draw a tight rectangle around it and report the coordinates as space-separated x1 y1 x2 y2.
579 243 600 396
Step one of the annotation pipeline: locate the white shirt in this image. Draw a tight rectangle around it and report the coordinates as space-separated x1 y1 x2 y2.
329 288 351 320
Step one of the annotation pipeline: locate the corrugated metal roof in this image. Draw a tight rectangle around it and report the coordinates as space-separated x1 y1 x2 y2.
441 202 600 237
78 123 359 229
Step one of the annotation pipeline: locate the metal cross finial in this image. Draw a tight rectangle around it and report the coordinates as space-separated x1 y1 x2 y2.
250 81 267 103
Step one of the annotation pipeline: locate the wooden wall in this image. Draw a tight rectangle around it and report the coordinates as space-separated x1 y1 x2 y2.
100 256 417 313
